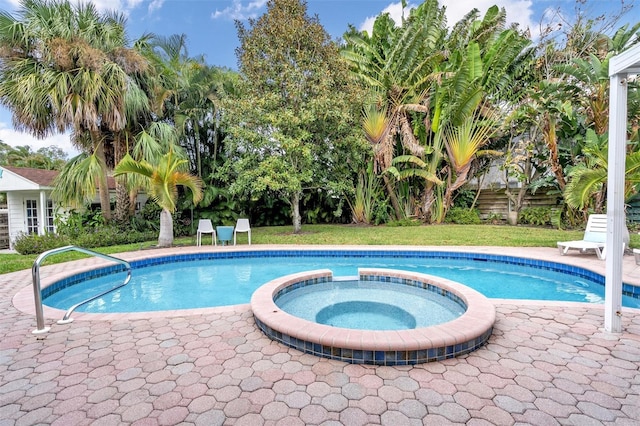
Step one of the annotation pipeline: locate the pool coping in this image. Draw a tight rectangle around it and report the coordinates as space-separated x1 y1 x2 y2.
251 268 496 365
11 244 640 326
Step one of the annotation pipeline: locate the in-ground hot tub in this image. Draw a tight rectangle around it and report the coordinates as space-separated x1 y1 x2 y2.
251 268 496 365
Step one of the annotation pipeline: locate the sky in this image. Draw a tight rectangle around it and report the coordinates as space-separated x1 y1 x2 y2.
0 0 637 158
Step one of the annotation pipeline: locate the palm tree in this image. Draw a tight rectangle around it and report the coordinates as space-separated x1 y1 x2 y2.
344 2 530 223
0 0 150 221
441 112 501 209
5 145 35 167
51 151 106 210
139 34 206 174
564 130 640 211
342 0 447 220
550 22 640 212
429 7 531 220
114 148 203 247
555 53 611 136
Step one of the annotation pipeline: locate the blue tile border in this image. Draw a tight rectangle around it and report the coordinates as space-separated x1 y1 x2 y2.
254 316 493 365
41 249 640 302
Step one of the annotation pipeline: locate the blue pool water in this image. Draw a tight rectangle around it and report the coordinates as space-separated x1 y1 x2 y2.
42 251 640 313
275 280 465 330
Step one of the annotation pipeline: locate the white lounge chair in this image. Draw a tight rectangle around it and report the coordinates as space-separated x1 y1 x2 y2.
196 219 216 246
557 214 628 260
234 218 251 245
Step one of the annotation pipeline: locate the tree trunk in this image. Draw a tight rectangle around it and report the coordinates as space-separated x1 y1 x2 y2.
128 189 138 217
422 182 436 223
382 174 402 220
595 186 606 214
158 208 174 247
505 185 528 219
113 132 130 224
292 191 302 234
92 132 112 221
114 182 130 224
195 124 202 179
543 114 566 190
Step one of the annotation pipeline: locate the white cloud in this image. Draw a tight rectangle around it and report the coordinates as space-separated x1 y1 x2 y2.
359 2 416 35
0 122 79 158
441 0 535 36
84 0 145 13
212 0 268 21
359 1 535 37
148 0 165 14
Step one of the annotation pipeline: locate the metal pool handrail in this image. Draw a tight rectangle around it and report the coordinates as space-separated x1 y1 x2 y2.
32 245 131 334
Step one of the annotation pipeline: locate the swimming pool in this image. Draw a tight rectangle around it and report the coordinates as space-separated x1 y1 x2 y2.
275 278 465 329
42 249 640 313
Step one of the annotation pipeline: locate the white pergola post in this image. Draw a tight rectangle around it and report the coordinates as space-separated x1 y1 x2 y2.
605 43 640 333
605 73 627 333
38 190 47 236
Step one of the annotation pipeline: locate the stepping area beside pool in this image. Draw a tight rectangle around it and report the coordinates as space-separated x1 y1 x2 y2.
2 245 640 424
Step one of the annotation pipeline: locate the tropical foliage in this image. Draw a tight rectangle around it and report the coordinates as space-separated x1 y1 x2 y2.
0 0 151 220
1 0 639 240
342 0 532 223
114 147 203 247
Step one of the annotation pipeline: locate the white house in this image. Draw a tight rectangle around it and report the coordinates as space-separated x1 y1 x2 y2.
0 165 146 250
0 165 61 249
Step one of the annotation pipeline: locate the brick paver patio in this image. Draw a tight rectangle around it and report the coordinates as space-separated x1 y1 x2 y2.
1 245 639 425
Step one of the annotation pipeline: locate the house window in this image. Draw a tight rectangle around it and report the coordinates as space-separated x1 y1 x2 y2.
46 200 54 233
26 199 38 235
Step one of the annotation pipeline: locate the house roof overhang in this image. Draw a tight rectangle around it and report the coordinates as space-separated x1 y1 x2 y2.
0 165 57 192
609 42 640 76
0 165 118 193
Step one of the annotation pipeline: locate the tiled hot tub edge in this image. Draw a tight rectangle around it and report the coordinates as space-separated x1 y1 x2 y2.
251 268 496 365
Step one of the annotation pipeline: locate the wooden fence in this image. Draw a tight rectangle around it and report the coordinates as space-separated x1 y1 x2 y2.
474 189 562 220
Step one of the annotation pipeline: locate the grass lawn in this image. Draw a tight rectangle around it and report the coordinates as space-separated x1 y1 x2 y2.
2 223 635 275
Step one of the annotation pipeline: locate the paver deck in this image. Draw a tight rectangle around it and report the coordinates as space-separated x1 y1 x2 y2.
1 245 639 425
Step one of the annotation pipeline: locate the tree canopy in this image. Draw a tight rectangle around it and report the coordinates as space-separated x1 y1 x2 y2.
227 0 365 233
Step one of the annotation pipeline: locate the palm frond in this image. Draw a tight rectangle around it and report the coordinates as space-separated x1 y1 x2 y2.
51 151 105 208
362 105 389 144
444 112 497 172
564 167 607 209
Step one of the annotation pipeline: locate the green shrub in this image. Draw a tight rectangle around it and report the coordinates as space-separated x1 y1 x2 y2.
372 199 392 225
386 218 422 227
55 209 105 238
74 227 156 248
519 207 552 226
13 227 155 255
452 189 476 209
13 232 71 255
444 207 481 224
485 212 503 224
133 202 192 236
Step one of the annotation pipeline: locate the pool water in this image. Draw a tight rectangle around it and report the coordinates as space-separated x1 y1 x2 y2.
275 279 465 330
316 301 417 330
43 254 640 313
